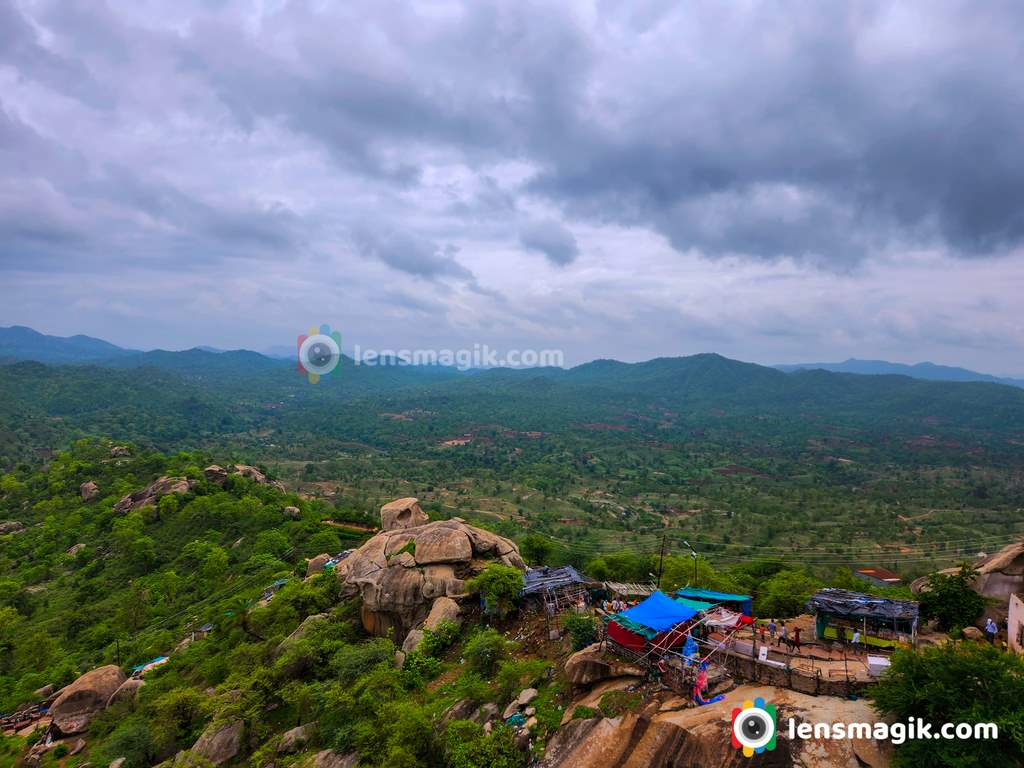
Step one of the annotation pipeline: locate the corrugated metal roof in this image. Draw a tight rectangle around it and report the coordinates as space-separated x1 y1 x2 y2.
521 565 588 595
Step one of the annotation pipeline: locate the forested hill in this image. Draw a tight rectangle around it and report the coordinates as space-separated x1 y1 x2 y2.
3 351 1024 470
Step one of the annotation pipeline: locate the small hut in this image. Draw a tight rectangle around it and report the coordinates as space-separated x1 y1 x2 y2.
675 587 753 616
606 591 700 657
521 565 594 613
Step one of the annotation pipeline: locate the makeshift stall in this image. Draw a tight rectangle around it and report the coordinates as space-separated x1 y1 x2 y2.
806 588 918 648
606 590 699 656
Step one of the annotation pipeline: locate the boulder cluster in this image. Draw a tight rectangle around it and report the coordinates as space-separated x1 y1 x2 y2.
335 498 525 644
204 464 286 491
113 476 192 514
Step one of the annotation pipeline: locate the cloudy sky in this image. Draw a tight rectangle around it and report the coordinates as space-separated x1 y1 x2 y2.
2 0 1024 372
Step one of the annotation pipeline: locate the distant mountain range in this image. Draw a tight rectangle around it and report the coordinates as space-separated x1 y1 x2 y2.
776 358 1024 389
3 325 1023 389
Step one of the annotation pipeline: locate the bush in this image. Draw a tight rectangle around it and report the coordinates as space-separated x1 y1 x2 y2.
465 565 524 619
571 705 599 720
562 613 597 650
402 651 442 686
495 658 550 703
464 628 509 677
449 671 492 706
419 619 460 658
445 720 524 768
872 642 1024 767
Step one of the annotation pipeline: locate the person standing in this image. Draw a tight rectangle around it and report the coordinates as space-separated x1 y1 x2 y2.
768 619 777 646
851 629 861 654
792 626 801 653
779 621 788 650
985 617 998 644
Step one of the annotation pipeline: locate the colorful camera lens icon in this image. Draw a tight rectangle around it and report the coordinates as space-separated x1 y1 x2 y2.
731 697 777 757
297 324 342 384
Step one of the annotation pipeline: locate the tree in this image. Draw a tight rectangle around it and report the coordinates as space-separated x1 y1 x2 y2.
753 569 822 619
519 534 554 565
464 564 524 619
872 642 1024 767
918 565 984 632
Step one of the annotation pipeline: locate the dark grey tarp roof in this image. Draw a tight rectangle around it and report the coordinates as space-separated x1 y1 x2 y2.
521 565 589 595
806 588 918 621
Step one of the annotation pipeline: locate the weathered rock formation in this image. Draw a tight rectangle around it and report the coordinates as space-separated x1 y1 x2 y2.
337 500 524 641
191 718 244 766
564 644 646 688
541 684 891 768
49 664 127 735
80 481 100 501
912 540 1024 600
278 723 316 754
0 521 24 535
110 446 130 457
298 750 358 768
284 505 301 519
380 498 430 530
203 464 285 491
107 678 145 707
113 477 192 514
307 553 332 577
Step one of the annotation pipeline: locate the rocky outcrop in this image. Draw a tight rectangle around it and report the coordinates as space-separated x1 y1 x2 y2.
307 553 332 577
80 481 100 501
203 464 285 491
564 644 645 687
34 684 55 699
113 477 192 514
278 723 315 754
191 718 244 766
67 543 86 556
380 497 430 530
203 465 229 483
50 665 127 735
542 684 891 768
108 677 145 707
337 503 524 641
0 521 24 535
299 750 358 768
284 505 301 519
278 613 330 652
110 446 130 457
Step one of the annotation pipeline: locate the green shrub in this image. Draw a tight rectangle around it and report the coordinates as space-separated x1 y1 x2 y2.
449 671 492 706
572 705 599 720
419 619 460 658
465 565 524 619
495 658 550 703
464 628 509 677
402 651 442 686
445 720 524 768
561 613 597 650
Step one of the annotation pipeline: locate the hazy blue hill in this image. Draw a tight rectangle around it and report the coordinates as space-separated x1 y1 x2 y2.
0 324 137 363
777 357 1024 388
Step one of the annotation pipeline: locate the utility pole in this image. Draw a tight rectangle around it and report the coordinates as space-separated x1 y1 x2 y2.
684 540 698 585
656 535 666 589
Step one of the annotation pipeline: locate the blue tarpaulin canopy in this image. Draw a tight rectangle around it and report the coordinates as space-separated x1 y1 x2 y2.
673 596 717 612
675 587 753 616
616 590 697 633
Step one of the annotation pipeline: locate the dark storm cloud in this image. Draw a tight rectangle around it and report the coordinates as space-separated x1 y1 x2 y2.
351 224 472 280
519 219 580 266
2 0 1024 370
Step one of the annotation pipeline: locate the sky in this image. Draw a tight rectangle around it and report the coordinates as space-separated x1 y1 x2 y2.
2 0 1024 373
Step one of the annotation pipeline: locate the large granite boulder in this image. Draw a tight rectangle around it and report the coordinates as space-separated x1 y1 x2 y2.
113 477 192 514
564 644 645 688
307 553 333 577
80 481 100 501
299 751 358 768
0 521 25 535
204 464 284 491
50 665 126 735
107 678 145 707
338 503 524 641
541 684 891 768
191 718 244 766
380 497 429 530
